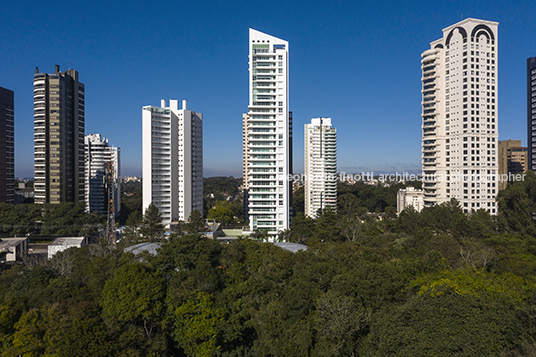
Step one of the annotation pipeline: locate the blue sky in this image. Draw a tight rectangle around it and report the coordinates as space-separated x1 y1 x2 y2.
1 0 535 178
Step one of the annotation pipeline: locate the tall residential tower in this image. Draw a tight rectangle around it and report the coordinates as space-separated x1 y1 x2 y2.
0 87 14 204
421 19 498 214
304 118 337 218
33 65 85 204
527 57 536 172
85 134 121 215
142 99 203 227
243 29 292 236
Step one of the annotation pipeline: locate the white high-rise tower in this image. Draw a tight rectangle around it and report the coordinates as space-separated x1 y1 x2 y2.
142 99 203 227
84 133 121 216
421 18 498 214
243 29 292 236
305 118 337 218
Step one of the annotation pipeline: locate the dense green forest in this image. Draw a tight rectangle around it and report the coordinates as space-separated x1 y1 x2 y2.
204 177 244 225
0 202 102 237
0 173 536 356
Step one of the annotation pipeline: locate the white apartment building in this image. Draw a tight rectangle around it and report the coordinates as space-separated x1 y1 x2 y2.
397 187 424 215
304 118 337 218
142 99 203 227
421 18 498 214
84 133 120 216
243 29 292 236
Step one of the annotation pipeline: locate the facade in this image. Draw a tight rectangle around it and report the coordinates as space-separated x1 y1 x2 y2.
14 182 34 204
85 133 121 215
397 187 425 214
498 139 527 191
528 57 536 172
0 87 14 203
243 29 292 235
242 113 250 222
421 19 498 214
34 65 85 204
304 118 337 218
142 99 203 227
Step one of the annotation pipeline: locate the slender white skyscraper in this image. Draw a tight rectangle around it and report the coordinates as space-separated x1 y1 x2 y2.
243 29 292 236
84 133 120 216
305 118 337 218
421 18 498 214
142 99 203 227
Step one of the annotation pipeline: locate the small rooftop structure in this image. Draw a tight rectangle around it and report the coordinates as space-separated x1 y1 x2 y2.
0 237 29 262
274 242 308 253
216 236 240 244
48 237 86 259
124 242 163 256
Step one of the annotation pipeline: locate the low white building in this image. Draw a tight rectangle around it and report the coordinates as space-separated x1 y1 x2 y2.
0 237 29 262
397 187 425 214
47 237 86 259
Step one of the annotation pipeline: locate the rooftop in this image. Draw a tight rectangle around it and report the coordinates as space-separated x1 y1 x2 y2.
274 242 308 253
0 237 28 251
124 242 163 256
49 237 85 246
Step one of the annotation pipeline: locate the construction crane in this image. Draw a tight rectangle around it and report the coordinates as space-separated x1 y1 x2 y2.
106 161 116 246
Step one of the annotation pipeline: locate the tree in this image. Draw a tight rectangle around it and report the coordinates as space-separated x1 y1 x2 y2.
339 214 363 242
292 186 304 215
316 207 341 241
139 204 164 242
171 292 223 357
368 270 527 356
313 291 369 356
118 180 142 225
420 199 468 237
100 262 167 356
0 203 41 236
101 263 166 329
207 201 236 225
117 211 143 248
186 210 205 234
288 212 315 244
497 170 536 235
43 299 111 357
41 202 101 236
5 308 48 357
0 300 22 352
148 234 223 305
337 193 361 217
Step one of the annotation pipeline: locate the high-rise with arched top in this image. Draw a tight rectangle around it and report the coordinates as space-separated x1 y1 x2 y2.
421 18 499 214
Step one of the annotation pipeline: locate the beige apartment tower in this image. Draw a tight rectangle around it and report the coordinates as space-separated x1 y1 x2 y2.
421 19 499 214
498 139 527 190
33 65 85 204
